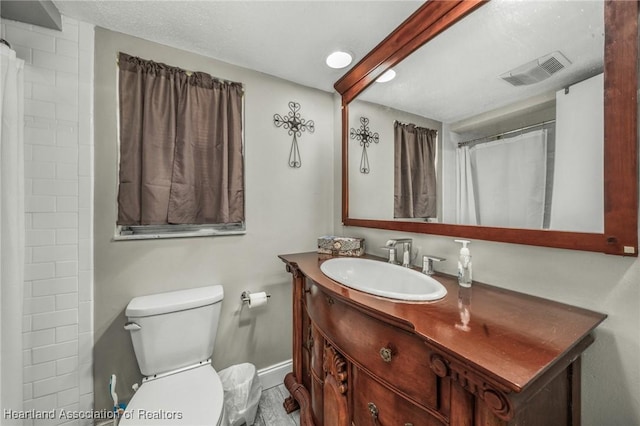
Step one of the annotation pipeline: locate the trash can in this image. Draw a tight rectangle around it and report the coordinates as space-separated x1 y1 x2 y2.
218 363 262 426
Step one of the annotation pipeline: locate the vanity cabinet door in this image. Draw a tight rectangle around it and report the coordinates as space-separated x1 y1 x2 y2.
323 344 350 426
300 304 312 393
301 297 324 425
310 324 325 426
352 368 445 426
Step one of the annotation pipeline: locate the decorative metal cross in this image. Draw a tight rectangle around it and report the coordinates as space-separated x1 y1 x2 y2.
273 101 315 168
350 116 379 174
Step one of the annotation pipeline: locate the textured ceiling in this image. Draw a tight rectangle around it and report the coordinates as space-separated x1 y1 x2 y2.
52 1 602 124
359 0 604 123
52 0 422 93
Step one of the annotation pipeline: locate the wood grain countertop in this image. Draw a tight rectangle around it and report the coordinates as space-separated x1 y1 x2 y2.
279 251 606 395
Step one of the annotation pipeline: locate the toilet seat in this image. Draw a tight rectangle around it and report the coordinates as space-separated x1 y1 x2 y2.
119 364 224 426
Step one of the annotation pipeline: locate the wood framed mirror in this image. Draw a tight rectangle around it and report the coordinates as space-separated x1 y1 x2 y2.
335 0 638 256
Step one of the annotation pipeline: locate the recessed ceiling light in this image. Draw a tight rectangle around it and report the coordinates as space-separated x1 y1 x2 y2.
376 69 396 83
326 51 353 69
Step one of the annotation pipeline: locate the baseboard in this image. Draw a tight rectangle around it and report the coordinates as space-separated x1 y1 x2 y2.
257 359 292 390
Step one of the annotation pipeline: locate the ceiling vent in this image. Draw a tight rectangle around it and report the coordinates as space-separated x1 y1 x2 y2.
500 51 571 87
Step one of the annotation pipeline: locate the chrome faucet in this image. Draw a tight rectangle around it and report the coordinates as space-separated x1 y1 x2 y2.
385 239 412 267
422 255 446 275
381 246 400 265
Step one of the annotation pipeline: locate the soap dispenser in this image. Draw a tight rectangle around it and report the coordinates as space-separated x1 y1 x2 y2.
454 240 472 287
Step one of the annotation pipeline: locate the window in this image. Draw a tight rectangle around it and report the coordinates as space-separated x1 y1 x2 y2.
115 52 245 239
394 121 438 219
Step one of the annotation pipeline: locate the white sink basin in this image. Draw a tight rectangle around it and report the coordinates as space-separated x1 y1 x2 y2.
320 257 447 301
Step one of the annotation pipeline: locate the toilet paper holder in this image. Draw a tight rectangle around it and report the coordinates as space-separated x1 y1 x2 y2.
241 291 271 304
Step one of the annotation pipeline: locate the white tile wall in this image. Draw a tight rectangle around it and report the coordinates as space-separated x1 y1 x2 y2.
1 16 94 426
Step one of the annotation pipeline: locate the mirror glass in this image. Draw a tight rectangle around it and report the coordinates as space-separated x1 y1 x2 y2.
348 0 604 233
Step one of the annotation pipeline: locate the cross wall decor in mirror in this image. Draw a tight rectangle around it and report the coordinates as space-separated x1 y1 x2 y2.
350 116 379 174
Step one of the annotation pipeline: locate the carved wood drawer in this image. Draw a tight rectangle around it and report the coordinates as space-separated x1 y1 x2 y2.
352 367 445 426
305 283 438 411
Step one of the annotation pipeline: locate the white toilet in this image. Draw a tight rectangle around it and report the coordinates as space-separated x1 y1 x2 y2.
120 285 227 426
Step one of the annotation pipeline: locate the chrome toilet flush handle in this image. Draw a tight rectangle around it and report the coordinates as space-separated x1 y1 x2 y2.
124 322 141 331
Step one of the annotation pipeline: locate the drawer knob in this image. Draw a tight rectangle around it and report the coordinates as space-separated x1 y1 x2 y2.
367 402 379 420
430 354 448 377
379 347 393 363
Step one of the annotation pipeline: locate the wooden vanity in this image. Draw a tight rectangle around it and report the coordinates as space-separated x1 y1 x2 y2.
279 252 606 426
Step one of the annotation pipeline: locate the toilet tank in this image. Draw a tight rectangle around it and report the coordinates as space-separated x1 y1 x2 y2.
125 285 224 377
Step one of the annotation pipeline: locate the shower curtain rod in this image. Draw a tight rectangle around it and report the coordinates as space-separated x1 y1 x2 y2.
457 119 555 147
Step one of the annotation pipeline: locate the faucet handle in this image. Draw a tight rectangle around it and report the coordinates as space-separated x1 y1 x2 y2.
381 246 400 264
422 255 446 275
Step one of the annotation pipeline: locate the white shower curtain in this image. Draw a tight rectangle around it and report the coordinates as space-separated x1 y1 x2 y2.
1 43 25 418
457 129 548 228
456 145 478 225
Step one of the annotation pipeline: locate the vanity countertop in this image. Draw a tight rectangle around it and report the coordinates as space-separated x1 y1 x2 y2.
279 251 606 395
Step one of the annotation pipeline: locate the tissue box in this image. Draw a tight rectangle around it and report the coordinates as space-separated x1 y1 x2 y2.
317 236 365 256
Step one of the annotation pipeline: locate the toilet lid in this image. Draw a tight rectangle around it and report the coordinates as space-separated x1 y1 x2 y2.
120 364 224 426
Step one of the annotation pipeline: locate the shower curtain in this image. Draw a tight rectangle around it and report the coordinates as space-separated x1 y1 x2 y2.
457 129 548 228
456 145 478 225
1 43 25 418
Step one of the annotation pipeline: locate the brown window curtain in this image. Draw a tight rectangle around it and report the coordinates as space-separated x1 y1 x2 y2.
394 121 437 218
117 52 244 225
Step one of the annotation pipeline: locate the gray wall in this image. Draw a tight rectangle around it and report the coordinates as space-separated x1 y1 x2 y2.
94 28 334 411
333 91 640 424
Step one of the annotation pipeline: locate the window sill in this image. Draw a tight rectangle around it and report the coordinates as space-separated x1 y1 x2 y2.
113 228 246 241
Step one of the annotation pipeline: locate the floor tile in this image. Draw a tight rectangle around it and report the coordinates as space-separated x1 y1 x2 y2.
252 386 299 426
